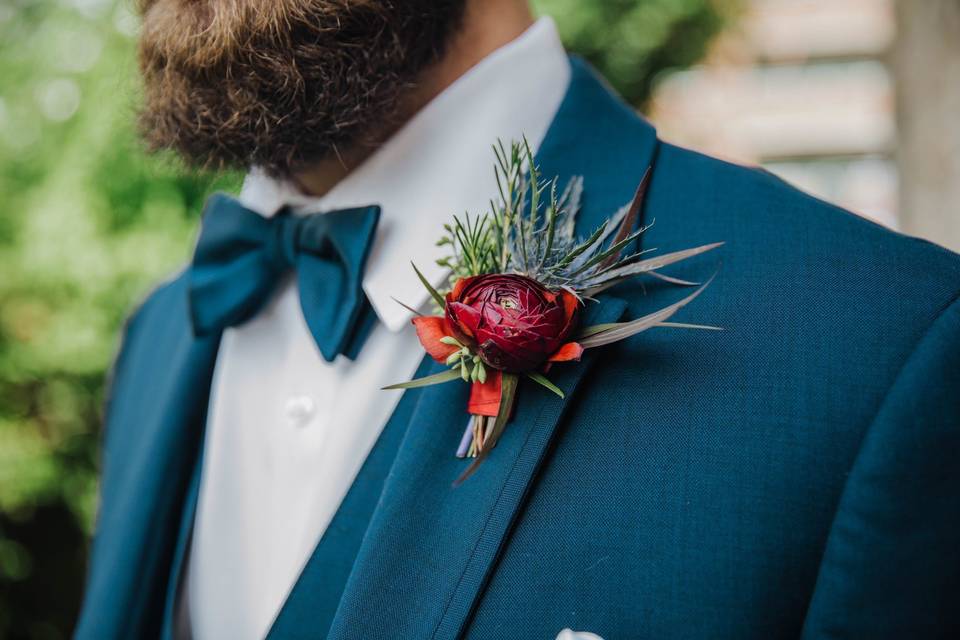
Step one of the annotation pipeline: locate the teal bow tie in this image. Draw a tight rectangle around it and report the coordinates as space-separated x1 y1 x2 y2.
189 193 381 362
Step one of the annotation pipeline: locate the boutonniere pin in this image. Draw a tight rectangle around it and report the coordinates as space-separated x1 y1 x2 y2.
385 140 721 483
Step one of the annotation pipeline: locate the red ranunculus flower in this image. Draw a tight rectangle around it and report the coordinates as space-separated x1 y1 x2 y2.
431 273 584 372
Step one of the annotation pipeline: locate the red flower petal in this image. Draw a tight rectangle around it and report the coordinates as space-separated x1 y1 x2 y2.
447 301 482 340
448 275 478 302
558 289 581 336
412 316 459 362
547 341 584 362
467 370 502 417
443 274 584 374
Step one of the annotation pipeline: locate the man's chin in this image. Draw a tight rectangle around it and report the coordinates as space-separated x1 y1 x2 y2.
135 0 468 176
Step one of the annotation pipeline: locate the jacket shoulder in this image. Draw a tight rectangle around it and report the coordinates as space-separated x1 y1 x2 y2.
650 141 960 310
114 269 193 366
103 269 200 438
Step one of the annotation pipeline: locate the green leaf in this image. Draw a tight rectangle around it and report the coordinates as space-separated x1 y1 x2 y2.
551 222 606 271
390 296 423 317
411 261 446 309
566 225 648 278
526 372 565 398
484 373 519 450
382 368 461 390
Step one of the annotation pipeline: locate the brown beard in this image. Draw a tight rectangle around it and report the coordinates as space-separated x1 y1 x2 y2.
137 0 467 176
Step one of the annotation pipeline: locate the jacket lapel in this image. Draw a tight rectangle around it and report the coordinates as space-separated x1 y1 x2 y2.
75 274 220 638
326 57 659 640
325 297 628 640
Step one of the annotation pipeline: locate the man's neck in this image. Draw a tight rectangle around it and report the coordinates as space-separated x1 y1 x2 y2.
293 0 535 197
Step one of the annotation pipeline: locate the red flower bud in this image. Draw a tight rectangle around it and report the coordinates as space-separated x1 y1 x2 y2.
444 274 582 373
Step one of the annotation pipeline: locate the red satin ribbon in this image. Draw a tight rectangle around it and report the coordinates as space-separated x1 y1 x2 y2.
467 370 502 417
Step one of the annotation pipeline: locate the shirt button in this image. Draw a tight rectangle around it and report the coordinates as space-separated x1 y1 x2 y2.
284 395 316 428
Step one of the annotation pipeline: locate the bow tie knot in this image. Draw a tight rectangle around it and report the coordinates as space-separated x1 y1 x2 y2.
264 212 302 271
264 211 345 271
189 193 381 361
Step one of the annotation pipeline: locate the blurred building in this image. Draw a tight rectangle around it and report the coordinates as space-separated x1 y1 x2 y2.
650 0 900 230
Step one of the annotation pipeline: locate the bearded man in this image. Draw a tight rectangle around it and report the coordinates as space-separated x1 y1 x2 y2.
75 0 960 638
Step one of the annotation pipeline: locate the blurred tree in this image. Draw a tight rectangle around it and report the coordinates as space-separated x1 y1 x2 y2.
0 3 239 636
535 0 739 105
0 0 735 636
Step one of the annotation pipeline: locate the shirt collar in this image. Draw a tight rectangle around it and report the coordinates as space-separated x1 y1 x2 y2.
238 17 571 332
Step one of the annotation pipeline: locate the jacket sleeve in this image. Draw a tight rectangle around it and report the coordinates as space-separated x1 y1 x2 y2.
801 294 960 639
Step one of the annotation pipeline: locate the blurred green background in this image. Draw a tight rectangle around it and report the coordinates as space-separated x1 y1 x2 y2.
0 0 735 636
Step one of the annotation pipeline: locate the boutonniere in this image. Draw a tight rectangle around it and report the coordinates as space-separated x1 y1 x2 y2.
386 140 721 483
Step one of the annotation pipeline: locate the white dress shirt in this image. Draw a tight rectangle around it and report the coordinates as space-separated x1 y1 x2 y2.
181 17 571 640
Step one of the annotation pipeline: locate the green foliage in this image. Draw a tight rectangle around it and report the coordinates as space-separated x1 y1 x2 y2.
0 2 240 635
0 0 733 635
534 0 739 106
435 139 651 296
435 214 499 283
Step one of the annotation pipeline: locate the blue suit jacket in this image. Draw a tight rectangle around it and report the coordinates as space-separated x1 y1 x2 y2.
76 58 960 639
